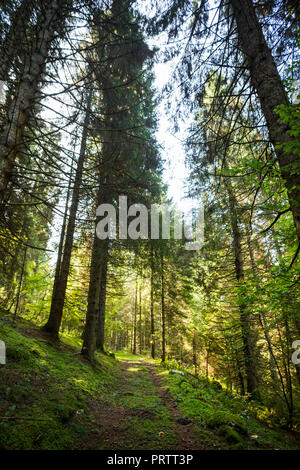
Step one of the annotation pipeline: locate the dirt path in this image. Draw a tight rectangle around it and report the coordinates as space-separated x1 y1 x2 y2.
85 358 204 450
142 361 204 450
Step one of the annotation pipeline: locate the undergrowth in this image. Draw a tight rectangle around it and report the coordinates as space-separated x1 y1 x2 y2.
0 318 118 449
159 360 300 450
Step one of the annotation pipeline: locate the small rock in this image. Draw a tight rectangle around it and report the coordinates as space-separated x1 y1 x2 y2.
177 418 192 425
170 370 185 376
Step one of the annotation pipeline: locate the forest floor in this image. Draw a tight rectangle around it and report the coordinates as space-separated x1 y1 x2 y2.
89 356 206 450
0 317 300 450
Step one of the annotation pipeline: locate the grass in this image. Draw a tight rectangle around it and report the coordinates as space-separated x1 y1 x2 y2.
0 318 299 450
0 320 177 450
116 351 146 361
104 359 177 449
0 318 118 450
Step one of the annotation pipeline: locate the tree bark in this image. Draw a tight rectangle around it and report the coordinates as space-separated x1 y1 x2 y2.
95 242 109 351
192 330 198 375
226 178 259 397
43 87 92 336
161 250 166 363
81 232 107 360
229 0 300 241
46 155 73 329
13 246 27 322
139 282 142 354
150 245 155 359
247 234 283 389
133 278 138 355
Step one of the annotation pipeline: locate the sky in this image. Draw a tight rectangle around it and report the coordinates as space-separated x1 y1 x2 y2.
153 61 192 209
152 58 200 216
40 9 200 258
141 3 200 215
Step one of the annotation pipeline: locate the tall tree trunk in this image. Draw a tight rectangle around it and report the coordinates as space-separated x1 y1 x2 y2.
161 250 166 363
150 245 155 359
133 278 138 355
226 179 259 397
247 234 283 389
81 232 107 360
192 330 198 375
283 317 294 427
13 245 27 322
47 155 73 326
0 0 70 203
235 348 245 396
229 0 300 241
81 75 118 360
1 241 22 309
43 87 92 336
96 242 109 351
139 282 142 354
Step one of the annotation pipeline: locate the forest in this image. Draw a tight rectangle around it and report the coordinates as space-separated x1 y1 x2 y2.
0 0 300 453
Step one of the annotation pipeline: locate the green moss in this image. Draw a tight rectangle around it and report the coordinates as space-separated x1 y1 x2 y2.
207 411 248 436
161 362 300 450
0 320 117 450
218 425 243 444
4 384 31 402
6 344 32 362
1 320 299 451
0 321 179 450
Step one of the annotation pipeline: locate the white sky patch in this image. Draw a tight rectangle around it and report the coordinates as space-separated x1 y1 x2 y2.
153 61 199 214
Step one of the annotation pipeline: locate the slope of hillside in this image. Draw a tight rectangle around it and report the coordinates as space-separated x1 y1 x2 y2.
0 319 299 450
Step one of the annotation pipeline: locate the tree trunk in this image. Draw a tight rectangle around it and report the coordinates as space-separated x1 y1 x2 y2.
133 278 138 355
150 246 155 359
161 251 166 363
96 242 109 351
46 155 73 329
139 282 142 354
13 246 27 322
247 234 283 389
43 87 92 336
235 348 245 396
229 0 300 241
81 232 107 361
192 330 198 375
226 179 259 397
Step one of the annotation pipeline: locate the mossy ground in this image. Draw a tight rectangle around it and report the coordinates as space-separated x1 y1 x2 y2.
0 318 299 450
159 365 300 450
100 357 177 449
0 320 176 449
0 319 119 449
